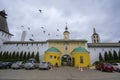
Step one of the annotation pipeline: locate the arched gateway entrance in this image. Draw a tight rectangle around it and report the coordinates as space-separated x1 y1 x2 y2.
61 54 72 66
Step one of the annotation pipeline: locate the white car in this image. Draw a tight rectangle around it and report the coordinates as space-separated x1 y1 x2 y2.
11 61 24 69
24 62 35 69
112 63 120 72
39 62 51 70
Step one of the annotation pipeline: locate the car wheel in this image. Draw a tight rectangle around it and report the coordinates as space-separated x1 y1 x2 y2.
6 66 9 69
116 68 120 72
118 69 120 72
47 67 49 70
32 68 34 70
101 68 103 71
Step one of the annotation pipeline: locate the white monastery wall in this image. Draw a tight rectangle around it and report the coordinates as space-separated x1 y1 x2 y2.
88 47 120 64
0 42 48 55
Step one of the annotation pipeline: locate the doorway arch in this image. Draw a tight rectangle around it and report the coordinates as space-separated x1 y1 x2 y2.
61 54 72 66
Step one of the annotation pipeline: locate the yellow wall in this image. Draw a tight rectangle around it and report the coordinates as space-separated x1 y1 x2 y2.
48 41 86 54
44 51 90 67
71 52 90 67
44 41 90 67
44 52 61 66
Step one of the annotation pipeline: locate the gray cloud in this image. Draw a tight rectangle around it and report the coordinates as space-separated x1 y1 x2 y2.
0 0 120 42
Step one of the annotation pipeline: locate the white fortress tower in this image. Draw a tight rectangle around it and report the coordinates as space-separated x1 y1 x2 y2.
21 31 27 41
0 10 13 45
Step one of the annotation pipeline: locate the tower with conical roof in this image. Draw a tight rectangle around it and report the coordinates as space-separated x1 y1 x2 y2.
0 10 13 44
91 28 100 43
0 10 9 33
63 24 70 40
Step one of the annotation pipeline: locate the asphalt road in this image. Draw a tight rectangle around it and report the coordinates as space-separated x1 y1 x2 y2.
0 67 120 80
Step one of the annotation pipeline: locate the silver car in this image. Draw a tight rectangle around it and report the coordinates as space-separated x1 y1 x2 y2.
24 58 38 70
11 61 24 69
24 61 36 69
39 62 51 70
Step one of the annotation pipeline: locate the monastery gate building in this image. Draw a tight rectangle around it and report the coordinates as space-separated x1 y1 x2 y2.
0 10 120 67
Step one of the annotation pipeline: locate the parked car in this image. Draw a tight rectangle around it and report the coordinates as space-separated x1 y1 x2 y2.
112 63 120 72
0 61 5 69
24 61 36 69
96 63 114 72
11 61 24 69
4 62 13 68
0 61 13 69
39 62 51 70
24 58 37 69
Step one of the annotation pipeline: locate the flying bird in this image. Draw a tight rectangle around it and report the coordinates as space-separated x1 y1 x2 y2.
31 34 34 37
43 31 46 34
28 27 30 30
56 35 59 36
48 33 50 36
29 38 34 41
57 29 59 31
21 25 24 28
39 9 42 13
41 27 44 29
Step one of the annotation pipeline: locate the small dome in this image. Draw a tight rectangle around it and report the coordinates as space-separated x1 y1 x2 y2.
93 33 98 35
64 31 70 34
45 47 61 53
72 47 89 53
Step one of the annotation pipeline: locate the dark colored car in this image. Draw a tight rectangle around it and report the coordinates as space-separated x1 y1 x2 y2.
96 63 114 72
4 62 13 68
0 61 13 69
0 61 4 69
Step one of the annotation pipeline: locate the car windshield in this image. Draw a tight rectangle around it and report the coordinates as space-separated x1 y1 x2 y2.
113 64 118 65
26 61 33 63
106 63 112 66
16 61 22 64
40 62 47 64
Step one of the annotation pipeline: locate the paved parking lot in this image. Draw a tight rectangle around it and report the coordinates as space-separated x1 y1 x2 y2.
0 67 120 80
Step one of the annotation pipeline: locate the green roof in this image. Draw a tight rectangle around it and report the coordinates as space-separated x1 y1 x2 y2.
72 47 88 53
45 47 60 53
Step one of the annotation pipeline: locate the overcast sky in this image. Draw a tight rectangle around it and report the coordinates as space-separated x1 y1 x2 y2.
0 0 120 42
